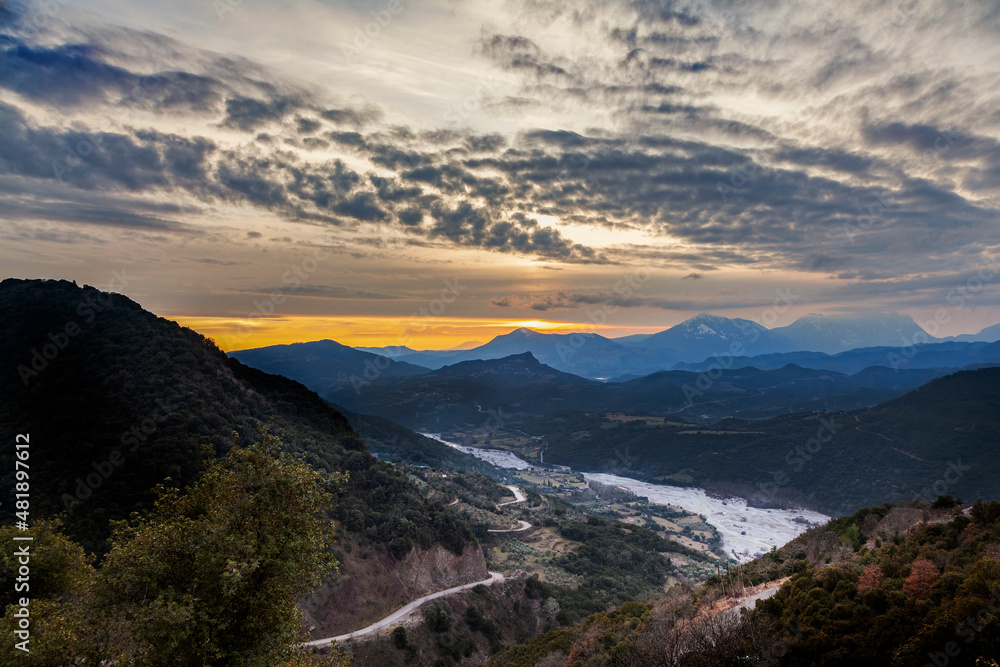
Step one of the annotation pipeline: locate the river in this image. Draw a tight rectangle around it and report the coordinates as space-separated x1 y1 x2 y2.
422 434 828 562
421 433 540 470
583 473 829 563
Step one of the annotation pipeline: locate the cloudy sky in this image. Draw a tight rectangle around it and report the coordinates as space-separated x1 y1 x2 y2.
2 0 999 349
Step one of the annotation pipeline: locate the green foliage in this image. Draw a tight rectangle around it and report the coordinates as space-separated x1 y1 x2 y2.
0 434 344 666
755 501 1000 666
515 519 685 625
424 600 454 633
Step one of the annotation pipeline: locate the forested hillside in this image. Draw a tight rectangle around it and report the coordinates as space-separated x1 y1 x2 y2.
0 278 472 558
524 367 1000 515
490 498 1000 666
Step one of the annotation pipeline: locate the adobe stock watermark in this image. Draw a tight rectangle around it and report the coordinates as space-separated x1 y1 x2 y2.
7 0 71 40
922 587 1000 667
17 270 133 385
681 287 796 407
909 460 971 504
716 159 770 202
338 0 412 63
443 74 501 125
555 265 653 366
218 246 331 350
212 0 243 20
757 414 842 500
61 398 176 513
842 128 966 245
888 257 998 370
758 616 805 666
348 277 467 394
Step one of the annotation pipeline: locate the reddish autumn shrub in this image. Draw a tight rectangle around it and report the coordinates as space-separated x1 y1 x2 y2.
902 559 939 598
857 564 884 593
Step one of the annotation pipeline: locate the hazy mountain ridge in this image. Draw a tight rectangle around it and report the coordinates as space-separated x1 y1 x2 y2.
230 338 430 393
347 312 1000 380
319 351 967 432
671 339 1000 374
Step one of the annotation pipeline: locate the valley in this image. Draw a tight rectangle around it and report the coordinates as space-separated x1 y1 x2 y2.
426 428 829 563
3 280 1000 666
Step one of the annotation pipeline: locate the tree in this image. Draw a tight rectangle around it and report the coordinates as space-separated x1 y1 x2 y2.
902 559 939 599
424 600 454 633
2 432 348 667
857 564 884 593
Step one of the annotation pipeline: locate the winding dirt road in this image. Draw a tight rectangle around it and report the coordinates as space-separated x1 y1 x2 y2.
488 519 533 533
490 485 532 532
302 571 505 647
497 485 527 506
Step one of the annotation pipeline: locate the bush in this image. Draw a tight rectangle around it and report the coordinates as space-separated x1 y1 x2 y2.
425 600 454 633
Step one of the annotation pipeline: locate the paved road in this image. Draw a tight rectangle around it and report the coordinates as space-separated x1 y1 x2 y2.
497 485 527 506
488 519 532 533
491 486 532 532
726 585 781 615
302 571 505 648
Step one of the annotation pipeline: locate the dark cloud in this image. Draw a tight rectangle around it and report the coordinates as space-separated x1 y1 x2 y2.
0 198 194 233
222 95 304 131
144 71 224 111
333 191 389 222
774 146 874 175
397 207 423 226
0 39 137 106
326 130 366 147
682 273 702 280
320 106 382 127
480 34 569 78
216 154 289 207
2 6 999 281
464 133 507 153
296 116 321 134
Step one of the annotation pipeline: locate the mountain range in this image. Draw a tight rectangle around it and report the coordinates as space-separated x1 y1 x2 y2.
347 312 1000 379
320 352 977 431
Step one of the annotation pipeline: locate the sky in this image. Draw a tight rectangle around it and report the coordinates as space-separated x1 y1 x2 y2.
1 0 999 350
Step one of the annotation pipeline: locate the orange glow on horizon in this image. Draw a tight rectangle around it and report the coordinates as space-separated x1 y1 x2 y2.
170 315 664 352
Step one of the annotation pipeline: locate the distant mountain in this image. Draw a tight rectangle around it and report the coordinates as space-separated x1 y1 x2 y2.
770 313 934 353
353 313 990 380
611 333 652 345
325 351 958 431
672 340 1000 375
229 339 429 394
946 322 1000 343
328 352 603 430
632 313 790 361
384 328 666 379
354 344 422 356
